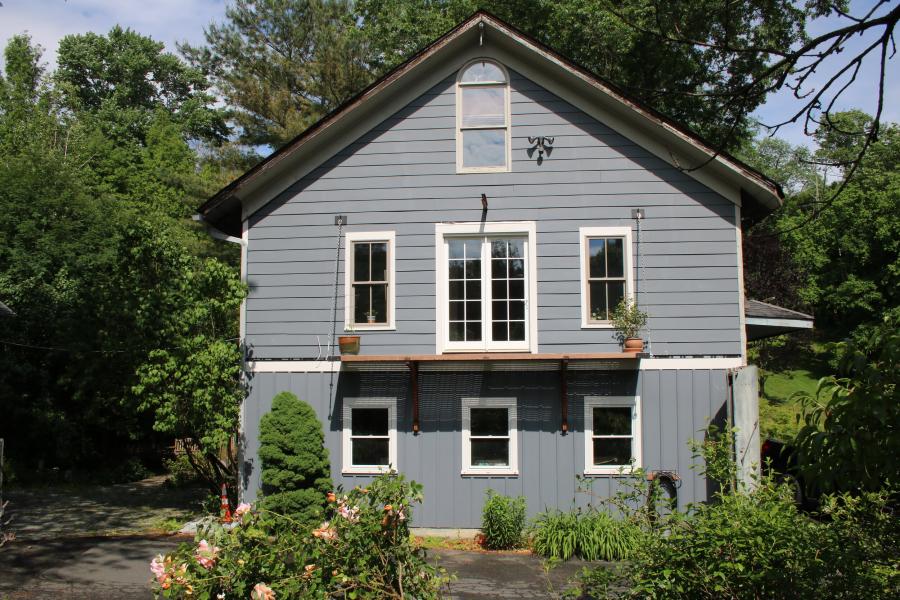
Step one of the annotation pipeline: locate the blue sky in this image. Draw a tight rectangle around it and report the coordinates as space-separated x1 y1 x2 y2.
1 0 896 150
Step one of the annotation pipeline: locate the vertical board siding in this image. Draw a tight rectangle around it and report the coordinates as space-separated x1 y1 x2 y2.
244 69 742 360
243 368 730 527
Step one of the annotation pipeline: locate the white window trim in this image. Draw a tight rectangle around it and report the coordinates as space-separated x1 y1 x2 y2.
455 59 512 173
583 395 642 476
461 397 518 476
342 397 397 475
344 231 396 331
578 226 634 329
434 221 538 354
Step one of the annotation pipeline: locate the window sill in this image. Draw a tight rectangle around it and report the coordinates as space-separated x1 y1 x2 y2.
581 322 615 330
456 166 510 174
583 466 638 477
345 325 396 332
461 468 519 477
342 466 395 475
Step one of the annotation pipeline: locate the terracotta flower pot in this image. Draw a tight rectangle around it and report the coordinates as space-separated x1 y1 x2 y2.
623 337 644 353
338 335 360 355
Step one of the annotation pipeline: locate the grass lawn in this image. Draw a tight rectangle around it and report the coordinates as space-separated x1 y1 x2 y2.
756 340 833 441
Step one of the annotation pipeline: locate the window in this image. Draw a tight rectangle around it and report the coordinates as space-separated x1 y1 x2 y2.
344 231 395 330
342 398 397 474
435 222 538 353
583 396 641 475
457 60 510 172
462 397 518 476
579 227 633 328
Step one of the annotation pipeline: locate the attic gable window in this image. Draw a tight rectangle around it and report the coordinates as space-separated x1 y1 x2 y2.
457 60 510 172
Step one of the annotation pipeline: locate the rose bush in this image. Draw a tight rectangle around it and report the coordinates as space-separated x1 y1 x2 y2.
151 473 447 599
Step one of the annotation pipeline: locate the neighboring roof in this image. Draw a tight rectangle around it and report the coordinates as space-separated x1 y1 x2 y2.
198 10 784 237
745 299 814 341
0 301 14 317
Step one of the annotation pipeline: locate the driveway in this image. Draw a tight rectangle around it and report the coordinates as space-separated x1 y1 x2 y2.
1 536 588 599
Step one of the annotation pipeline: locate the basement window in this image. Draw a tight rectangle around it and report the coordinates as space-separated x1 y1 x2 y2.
462 397 518 476
342 398 397 475
583 396 641 475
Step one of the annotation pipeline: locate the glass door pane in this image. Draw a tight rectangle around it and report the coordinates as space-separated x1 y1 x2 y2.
489 238 526 342
448 238 482 342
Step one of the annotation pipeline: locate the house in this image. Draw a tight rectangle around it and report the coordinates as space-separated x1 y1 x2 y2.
198 12 800 528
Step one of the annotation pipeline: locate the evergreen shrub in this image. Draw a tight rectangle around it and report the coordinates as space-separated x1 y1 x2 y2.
258 391 332 525
480 490 527 549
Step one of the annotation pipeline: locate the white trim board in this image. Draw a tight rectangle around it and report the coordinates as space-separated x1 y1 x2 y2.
247 360 341 373
244 357 743 373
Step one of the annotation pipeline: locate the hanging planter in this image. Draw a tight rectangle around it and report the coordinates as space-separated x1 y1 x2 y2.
338 335 360 355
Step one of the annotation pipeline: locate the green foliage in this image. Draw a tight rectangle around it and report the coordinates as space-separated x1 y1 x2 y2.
258 392 333 524
353 0 818 148
163 454 200 488
792 312 899 493
570 427 900 599
152 473 447 599
0 32 244 483
529 509 640 561
181 0 370 148
608 297 648 341
480 490 526 549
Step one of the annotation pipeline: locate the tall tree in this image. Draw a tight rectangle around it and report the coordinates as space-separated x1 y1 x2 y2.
181 0 370 148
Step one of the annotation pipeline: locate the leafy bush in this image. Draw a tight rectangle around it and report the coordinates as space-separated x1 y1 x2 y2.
569 426 900 599
163 454 198 488
258 391 332 525
151 473 447 599
530 509 640 561
480 490 526 549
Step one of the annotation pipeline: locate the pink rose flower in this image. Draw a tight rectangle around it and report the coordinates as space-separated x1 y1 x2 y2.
312 521 337 541
234 502 252 520
338 504 360 522
195 539 220 570
251 582 276 600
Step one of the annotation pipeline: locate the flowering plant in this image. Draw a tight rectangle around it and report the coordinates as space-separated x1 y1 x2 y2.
151 473 447 599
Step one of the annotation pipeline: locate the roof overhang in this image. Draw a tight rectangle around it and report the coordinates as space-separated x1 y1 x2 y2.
0 301 15 318
198 11 783 237
745 300 814 341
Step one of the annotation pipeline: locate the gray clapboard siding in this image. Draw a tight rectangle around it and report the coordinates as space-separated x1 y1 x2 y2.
242 368 730 527
245 69 742 359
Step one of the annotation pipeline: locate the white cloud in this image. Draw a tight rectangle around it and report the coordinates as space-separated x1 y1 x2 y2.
0 0 228 69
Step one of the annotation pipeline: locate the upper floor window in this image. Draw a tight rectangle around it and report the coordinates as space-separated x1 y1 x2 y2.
345 231 396 330
579 227 633 328
457 60 510 172
436 222 538 353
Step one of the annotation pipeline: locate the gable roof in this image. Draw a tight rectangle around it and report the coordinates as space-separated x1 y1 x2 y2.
745 299 814 341
198 10 783 237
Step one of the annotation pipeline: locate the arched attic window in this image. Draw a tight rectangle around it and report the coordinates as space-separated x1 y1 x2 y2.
457 60 510 172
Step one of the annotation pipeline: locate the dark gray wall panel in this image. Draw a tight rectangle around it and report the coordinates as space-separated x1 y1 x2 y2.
244 69 742 359
242 368 731 527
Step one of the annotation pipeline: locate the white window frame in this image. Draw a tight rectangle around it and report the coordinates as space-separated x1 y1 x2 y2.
342 397 397 475
344 231 396 331
461 397 518 476
583 395 642 476
456 59 512 173
435 221 538 353
579 227 634 329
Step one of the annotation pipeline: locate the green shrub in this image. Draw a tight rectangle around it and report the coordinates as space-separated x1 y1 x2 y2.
163 454 199 487
480 490 526 549
151 473 447 599
530 508 639 561
258 391 332 525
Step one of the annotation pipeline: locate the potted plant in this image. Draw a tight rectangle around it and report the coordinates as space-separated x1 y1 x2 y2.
338 325 360 355
610 297 648 353
365 310 378 324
